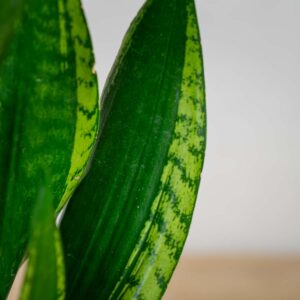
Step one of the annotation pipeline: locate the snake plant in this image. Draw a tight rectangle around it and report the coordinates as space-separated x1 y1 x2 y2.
0 0 206 299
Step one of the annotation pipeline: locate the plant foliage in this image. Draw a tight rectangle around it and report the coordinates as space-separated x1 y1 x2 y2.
0 0 206 299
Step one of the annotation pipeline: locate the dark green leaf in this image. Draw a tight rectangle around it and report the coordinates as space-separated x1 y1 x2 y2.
0 0 99 297
61 0 206 299
20 183 65 300
0 0 24 62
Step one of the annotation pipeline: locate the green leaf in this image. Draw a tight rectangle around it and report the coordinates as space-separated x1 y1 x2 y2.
0 0 99 297
61 0 206 299
0 0 24 62
20 183 65 300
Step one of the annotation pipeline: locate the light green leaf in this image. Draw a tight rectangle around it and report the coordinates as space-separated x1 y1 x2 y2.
61 0 206 299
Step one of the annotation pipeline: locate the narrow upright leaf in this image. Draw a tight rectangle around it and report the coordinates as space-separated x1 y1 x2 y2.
0 0 99 297
20 183 65 300
61 0 206 299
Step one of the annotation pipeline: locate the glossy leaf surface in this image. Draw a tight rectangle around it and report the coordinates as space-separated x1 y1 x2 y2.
61 0 206 299
0 0 99 297
20 184 65 300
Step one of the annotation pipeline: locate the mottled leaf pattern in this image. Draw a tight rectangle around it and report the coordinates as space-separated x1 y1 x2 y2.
0 0 99 297
61 0 206 299
112 3 206 298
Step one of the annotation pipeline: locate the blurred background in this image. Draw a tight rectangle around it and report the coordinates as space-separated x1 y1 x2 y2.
83 0 300 299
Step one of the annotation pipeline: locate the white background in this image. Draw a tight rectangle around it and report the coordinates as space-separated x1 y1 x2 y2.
83 0 300 254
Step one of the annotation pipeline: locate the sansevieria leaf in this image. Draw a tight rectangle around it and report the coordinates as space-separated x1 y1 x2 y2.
61 0 206 299
0 0 99 297
0 0 24 62
20 183 65 300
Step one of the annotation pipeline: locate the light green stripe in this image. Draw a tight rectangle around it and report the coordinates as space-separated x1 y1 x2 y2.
54 229 66 300
111 2 206 299
57 0 99 212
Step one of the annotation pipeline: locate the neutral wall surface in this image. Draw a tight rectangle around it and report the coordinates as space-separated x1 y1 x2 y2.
83 0 300 254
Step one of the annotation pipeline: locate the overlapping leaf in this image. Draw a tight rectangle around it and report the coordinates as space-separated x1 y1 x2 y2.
20 183 65 300
61 0 206 299
0 0 99 297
